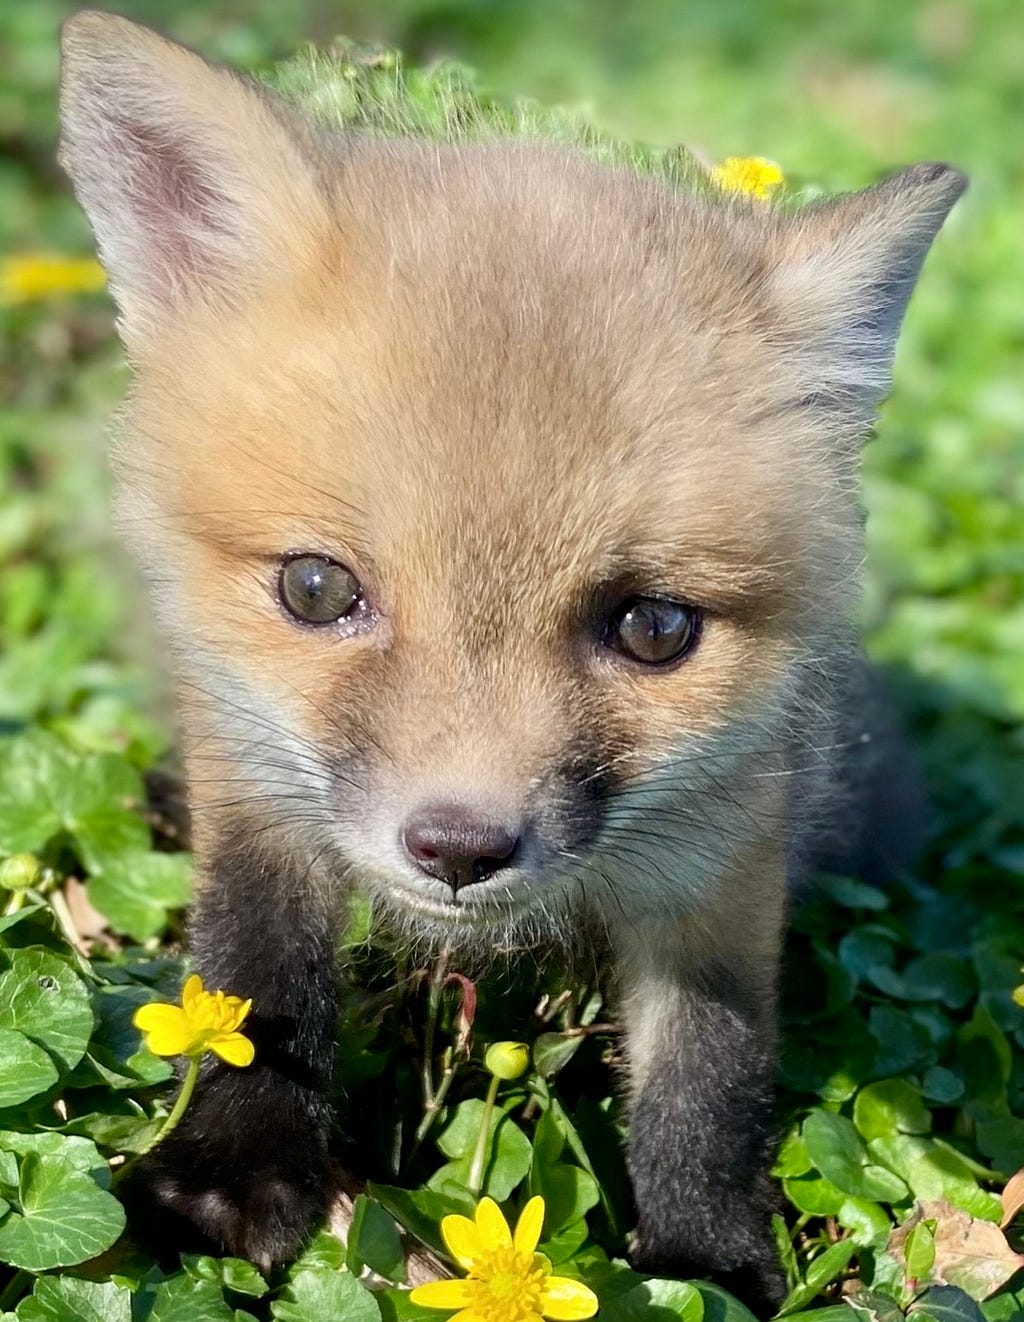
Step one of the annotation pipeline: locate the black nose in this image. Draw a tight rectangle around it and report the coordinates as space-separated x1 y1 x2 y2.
402 805 520 892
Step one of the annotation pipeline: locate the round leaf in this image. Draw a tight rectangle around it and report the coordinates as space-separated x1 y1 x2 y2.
0 1028 58 1107
0 1154 125 1270
0 948 93 1072
16 1276 131 1322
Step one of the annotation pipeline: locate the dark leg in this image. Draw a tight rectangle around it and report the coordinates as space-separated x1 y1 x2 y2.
615 886 787 1317
125 827 339 1269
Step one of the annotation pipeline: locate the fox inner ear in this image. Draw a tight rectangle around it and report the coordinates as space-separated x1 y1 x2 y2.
769 163 967 421
58 12 329 350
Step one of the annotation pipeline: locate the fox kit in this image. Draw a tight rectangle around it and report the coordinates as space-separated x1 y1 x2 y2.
58 11 965 1313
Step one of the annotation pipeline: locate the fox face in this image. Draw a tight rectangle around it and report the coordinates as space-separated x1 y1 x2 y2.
58 17 962 949
123 144 855 943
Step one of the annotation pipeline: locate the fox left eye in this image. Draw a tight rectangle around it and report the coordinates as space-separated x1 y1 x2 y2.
278 555 362 625
605 597 701 665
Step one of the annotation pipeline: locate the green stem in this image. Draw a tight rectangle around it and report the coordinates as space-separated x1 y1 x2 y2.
467 1073 500 1198
156 1056 201 1146
410 1049 460 1160
0 1268 31 1310
2 889 25 917
112 1056 201 1188
421 948 450 1109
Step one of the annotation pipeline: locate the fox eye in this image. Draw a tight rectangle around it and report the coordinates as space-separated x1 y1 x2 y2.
278 555 362 625
605 597 701 666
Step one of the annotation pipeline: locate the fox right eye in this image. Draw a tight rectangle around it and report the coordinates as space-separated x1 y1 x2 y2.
278 555 362 625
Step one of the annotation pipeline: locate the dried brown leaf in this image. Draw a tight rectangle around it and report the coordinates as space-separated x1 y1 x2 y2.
888 1198 1024 1300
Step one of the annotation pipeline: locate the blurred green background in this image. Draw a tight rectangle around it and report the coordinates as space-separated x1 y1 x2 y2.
1 0 1022 869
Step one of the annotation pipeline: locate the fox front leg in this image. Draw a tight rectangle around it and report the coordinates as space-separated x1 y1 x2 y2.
615 878 787 1316
125 828 340 1269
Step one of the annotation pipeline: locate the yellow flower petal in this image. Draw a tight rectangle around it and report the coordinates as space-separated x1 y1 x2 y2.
181 974 204 1013
229 996 253 1030
514 1196 545 1256
409 1280 476 1310
209 1032 255 1067
132 1003 194 1056
441 1213 482 1269
539 1277 599 1320
474 1197 512 1250
449 1311 487 1322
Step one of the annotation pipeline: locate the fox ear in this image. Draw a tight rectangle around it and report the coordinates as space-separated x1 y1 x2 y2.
769 163 967 419
59 11 329 350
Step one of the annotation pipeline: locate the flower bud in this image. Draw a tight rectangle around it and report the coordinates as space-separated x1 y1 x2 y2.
485 1040 530 1081
0 853 42 892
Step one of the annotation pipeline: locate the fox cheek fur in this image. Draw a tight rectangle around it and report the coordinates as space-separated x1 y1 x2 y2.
58 11 965 1313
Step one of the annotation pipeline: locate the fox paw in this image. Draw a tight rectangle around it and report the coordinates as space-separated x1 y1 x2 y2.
123 1134 330 1270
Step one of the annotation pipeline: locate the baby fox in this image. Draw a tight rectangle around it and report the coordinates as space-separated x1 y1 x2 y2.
59 11 965 1313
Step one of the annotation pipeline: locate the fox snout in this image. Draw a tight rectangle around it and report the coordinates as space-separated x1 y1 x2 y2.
402 804 521 894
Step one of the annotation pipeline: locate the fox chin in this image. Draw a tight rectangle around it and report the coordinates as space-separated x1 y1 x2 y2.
59 10 965 1314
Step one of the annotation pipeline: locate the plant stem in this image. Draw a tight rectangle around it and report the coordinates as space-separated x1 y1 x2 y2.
153 1056 200 1147
421 948 450 1109
410 1048 460 1161
0 1268 31 1310
2 889 25 917
467 1073 500 1198
112 1056 200 1187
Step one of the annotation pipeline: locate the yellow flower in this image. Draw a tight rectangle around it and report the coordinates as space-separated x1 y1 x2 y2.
410 1196 597 1322
133 973 255 1066
0 253 106 305
485 1041 531 1081
710 156 784 201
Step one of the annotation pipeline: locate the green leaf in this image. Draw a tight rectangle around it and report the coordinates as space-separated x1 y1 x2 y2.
905 1218 937 1281
532 1104 566 1169
0 1027 58 1106
346 1193 406 1283
816 876 889 910
0 1153 125 1269
271 1267 381 1322
533 1031 584 1077
430 1098 532 1201
369 1185 462 1257
539 1216 590 1265
838 1197 892 1247
0 1131 109 1183
599 1276 705 1322
854 1080 933 1143
693 1281 759 1322
869 1006 936 1077
0 731 148 869
909 1284 987 1321
181 1256 269 1298
146 1274 236 1322
922 1067 966 1105
782 1173 846 1216
802 1110 910 1202
16 1276 131 1322
868 1134 1002 1221
901 955 975 1008
0 946 93 1072
846 1289 906 1322
86 849 193 940
75 983 174 1089
773 1129 813 1178
777 1239 856 1315
530 1160 601 1233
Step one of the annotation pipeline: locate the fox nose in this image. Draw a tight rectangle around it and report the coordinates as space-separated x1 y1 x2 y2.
402 806 520 892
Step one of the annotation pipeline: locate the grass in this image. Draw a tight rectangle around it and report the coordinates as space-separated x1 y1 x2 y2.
1 1 1023 1318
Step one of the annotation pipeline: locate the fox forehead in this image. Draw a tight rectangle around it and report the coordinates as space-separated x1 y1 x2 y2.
127 140 850 630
